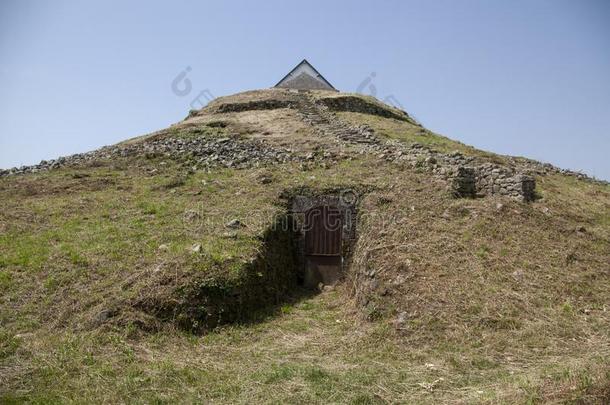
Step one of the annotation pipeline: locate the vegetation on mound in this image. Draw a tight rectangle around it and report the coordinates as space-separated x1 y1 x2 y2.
347 170 610 403
1 91 609 402
1 288 608 403
338 111 507 163
0 154 385 333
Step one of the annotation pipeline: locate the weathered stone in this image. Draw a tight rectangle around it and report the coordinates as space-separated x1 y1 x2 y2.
226 219 244 229
95 309 113 324
394 311 408 329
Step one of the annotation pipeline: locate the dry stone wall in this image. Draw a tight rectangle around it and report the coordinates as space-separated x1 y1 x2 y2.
316 95 414 123
293 92 538 201
390 143 537 201
212 99 295 114
381 142 536 201
473 164 536 200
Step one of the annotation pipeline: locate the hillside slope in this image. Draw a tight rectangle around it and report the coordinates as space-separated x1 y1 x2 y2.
1 89 609 403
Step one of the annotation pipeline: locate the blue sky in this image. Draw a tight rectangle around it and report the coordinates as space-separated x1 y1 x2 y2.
1 0 609 179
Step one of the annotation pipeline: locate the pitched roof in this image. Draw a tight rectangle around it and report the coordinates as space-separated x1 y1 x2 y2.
274 59 336 91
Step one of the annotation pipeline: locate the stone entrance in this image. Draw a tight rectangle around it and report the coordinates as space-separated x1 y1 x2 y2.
291 192 358 289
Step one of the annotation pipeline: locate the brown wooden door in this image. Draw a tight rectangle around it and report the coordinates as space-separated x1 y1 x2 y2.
304 205 342 256
303 205 342 287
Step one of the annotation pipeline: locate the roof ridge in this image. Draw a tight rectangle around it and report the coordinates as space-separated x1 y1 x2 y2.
274 59 336 90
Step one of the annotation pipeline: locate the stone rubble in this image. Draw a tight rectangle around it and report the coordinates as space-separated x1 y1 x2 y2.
0 135 303 176
294 92 540 201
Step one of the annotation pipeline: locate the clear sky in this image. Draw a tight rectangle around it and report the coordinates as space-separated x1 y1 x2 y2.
1 0 609 179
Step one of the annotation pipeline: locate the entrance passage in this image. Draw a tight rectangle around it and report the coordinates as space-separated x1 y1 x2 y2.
303 205 342 287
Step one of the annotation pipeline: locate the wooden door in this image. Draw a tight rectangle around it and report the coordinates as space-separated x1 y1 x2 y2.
304 205 342 287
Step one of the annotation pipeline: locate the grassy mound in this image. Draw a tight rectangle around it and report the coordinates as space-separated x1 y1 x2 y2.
1 90 608 403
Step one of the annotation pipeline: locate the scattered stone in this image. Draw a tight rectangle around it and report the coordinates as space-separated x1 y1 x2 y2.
393 274 407 285
226 219 244 229
394 311 408 329
95 309 113 324
183 210 200 223
511 270 524 281
0 129 305 176
258 175 273 184
71 172 89 179
417 378 445 392
190 244 202 253
158 244 169 251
